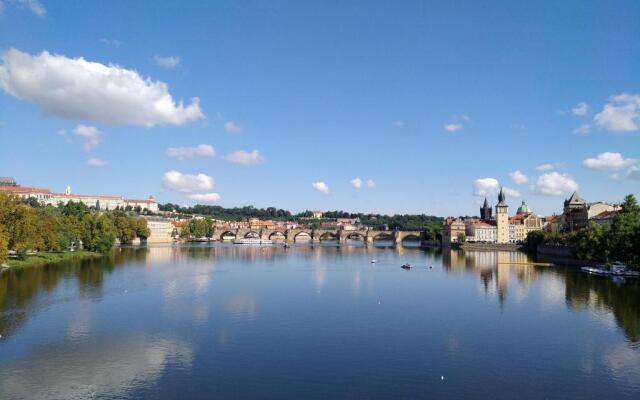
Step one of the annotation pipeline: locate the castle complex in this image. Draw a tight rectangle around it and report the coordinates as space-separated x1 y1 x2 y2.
0 177 158 212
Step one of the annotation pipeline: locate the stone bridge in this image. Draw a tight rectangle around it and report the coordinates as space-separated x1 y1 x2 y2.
212 227 425 245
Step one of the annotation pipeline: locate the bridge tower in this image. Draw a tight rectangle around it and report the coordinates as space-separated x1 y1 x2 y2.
495 187 509 243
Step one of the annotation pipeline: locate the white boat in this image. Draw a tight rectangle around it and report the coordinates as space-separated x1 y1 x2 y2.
233 238 273 245
581 262 640 278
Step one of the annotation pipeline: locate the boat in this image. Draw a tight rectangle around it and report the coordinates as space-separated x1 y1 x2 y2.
580 262 640 278
401 263 412 270
233 238 273 245
283 243 291 248
371 259 378 263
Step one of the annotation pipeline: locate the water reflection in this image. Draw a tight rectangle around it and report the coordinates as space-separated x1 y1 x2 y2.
0 245 639 398
0 334 192 399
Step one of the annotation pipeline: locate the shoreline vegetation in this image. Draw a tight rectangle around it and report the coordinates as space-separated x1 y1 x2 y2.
3 250 103 269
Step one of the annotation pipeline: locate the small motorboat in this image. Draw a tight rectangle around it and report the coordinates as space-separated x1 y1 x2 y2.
401 263 412 270
283 243 291 248
371 259 378 263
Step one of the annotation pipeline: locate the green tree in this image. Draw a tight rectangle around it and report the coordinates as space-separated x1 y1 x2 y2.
457 232 466 243
81 214 117 252
610 194 640 267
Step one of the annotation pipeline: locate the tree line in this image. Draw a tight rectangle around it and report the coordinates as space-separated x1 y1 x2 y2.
159 203 443 234
0 193 150 263
526 194 640 268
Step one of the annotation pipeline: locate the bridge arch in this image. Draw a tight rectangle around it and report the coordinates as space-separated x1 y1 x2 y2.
318 232 338 241
293 231 312 242
244 231 260 238
346 232 365 240
269 231 286 240
219 230 236 241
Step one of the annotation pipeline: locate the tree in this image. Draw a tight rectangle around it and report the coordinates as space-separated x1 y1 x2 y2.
81 214 117 252
0 227 8 263
457 232 466 243
610 194 640 267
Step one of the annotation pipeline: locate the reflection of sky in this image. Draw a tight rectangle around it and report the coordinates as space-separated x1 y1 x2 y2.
1 245 639 398
0 335 192 400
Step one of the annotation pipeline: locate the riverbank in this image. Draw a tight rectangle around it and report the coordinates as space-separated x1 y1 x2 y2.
2 250 104 269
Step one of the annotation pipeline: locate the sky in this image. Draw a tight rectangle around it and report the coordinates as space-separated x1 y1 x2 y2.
0 0 638 217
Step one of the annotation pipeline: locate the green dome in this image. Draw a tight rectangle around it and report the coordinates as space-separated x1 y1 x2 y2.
517 200 532 214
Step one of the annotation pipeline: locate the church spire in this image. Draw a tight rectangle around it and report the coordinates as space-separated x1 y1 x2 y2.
497 187 507 206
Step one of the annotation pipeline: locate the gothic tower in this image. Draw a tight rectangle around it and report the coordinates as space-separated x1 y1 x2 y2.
495 188 509 243
480 197 492 220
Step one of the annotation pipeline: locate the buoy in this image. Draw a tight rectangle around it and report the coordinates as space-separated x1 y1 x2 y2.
441 376 444 381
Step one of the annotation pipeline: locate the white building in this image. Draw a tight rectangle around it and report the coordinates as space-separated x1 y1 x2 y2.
465 221 497 243
144 217 174 243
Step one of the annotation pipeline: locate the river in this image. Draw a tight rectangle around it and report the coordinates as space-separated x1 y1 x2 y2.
0 243 639 399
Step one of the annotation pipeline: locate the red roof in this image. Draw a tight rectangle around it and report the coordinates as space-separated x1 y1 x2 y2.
0 186 51 194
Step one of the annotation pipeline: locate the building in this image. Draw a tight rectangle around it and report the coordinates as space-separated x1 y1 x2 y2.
563 192 588 231
0 178 159 212
0 177 17 186
590 210 618 225
495 188 509 243
480 197 492 221
442 217 466 246
144 217 174 243
312 210 323 219
587 201 619 219
465 220 497 242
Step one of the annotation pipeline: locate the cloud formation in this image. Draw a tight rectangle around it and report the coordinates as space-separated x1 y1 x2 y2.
7 0 46 17
166 144 215 160
583 152 637 170
573 124 591 134
0 48 204 127
530 172 578 196
535 163 562 172
162 170 214 193
594 93 640 132
73 125 102 151
223 150 264 166
153 55 180 68
186 193 221 203
444 123 463 132
473 178 519 198
312 181 330 195
509 170 529 185
351 178 376 189
224 120 242 133
87 158 108 167
571 102 589 116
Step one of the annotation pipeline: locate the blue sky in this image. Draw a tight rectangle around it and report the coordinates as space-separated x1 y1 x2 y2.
0 0 638 216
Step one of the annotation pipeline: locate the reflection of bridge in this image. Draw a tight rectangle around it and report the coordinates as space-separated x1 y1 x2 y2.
213 227 426 245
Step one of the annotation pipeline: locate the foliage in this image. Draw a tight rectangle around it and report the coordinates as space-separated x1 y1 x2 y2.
180 217 213 239
0 193 150 260
457 232 466 243
526 194 640 268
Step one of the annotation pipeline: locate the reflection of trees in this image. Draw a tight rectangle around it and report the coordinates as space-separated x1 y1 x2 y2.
0 251 129 339
564 271 640 343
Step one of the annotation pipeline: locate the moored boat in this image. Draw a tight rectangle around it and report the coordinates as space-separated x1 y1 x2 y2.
233 238 273 245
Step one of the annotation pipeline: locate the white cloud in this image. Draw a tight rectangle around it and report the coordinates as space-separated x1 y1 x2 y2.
0 48 204 127
535 163 563 172
583 152 637 170
312 181 330 195
444 123 463 132
573 124 591 134
162 171 214 193
503 187 521 198
223 150 264 166
100 38 121 48
365 179 376 188
351 178 363 189
87 158 108 167
530 172 578 196
166 144 215 160
473 178 499 197
73 125 102 151
153 55 180 68
509 170 529 185
394 120 405 128
186 193 221 203
594 93 640 132
571 102 589 116
9 0 45 17
224 120 242 133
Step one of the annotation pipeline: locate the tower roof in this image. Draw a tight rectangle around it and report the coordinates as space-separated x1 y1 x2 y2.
483 197 489 207
517 200 532 214
564 191 586 206
497 187 507 206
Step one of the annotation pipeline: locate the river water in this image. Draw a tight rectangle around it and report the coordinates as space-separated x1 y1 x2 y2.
0 243 639 399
